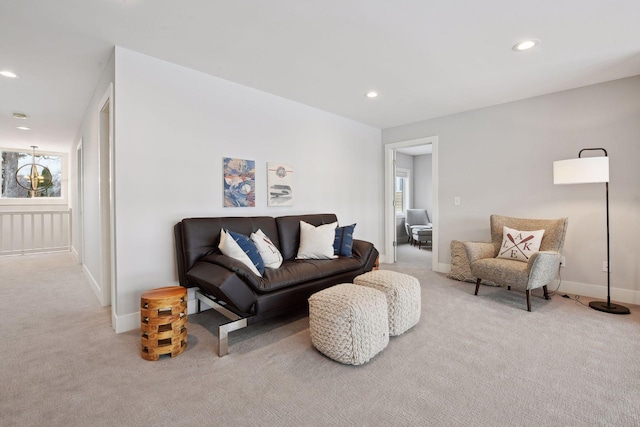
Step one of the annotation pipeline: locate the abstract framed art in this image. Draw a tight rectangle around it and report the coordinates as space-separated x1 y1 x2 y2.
223 157 255 207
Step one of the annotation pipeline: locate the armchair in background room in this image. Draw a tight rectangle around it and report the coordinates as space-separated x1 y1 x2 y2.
464 215 568 312
404 209 433 249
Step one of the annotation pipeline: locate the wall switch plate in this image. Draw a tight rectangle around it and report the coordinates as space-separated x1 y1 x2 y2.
603 261 608 272
560 256 566 267
454 197 461 206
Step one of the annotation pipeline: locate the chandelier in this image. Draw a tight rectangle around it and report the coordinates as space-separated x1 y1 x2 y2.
15 146 53 197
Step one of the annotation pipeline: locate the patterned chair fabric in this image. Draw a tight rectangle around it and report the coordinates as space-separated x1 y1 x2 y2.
464 215 568 312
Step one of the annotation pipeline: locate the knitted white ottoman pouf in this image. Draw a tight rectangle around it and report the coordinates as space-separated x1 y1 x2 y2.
308 284 389 365
354 270 421 336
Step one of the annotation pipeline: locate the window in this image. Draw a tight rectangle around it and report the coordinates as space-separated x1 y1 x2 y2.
1 148 67 203
395 168 410 214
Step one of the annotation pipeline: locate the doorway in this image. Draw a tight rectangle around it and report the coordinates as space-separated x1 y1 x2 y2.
384 136 439 271
76 140 83 263
395 147 433 267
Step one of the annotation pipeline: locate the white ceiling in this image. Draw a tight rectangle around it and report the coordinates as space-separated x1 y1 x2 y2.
396 145 432 156
1 0 640 153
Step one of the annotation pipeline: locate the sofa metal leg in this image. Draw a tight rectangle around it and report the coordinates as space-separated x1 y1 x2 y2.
507 286 511 291
543 285 550 300
475 278 481 296
195 290 252 357
526 290 531 312
218 318 248 357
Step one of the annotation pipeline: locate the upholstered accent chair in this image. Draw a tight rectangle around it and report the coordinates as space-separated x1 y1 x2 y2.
464 215 568 312
404 209 432 246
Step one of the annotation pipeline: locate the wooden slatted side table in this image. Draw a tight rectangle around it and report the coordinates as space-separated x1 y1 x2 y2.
140 286 187 361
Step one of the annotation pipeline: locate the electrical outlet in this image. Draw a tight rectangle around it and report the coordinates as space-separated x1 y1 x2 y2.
560 256 566 268
602 261 608 272
454 197 461 206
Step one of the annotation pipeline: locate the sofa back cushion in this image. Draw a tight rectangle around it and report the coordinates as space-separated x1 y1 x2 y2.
180 216 278 273
276 214 339 261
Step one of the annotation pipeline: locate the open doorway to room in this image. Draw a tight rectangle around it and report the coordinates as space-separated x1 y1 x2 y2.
395 145 433 268
384 136 438 271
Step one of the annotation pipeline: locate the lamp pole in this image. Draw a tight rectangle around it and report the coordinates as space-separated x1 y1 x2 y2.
579 148 630 314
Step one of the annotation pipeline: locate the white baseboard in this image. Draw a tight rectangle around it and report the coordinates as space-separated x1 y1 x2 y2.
83 265 103 305
436 263 451 274
557 280 640 306
113 311 140 333
439 262 639 306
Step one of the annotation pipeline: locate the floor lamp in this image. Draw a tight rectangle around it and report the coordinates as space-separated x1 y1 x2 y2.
553 148 630 314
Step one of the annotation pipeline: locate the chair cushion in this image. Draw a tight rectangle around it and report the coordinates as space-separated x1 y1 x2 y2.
470 257 529 288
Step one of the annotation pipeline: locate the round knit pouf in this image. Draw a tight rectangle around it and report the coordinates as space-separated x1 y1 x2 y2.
308 284 389 365
354 270 421 336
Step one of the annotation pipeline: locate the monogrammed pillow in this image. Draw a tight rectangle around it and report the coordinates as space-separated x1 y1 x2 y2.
496 226 545 263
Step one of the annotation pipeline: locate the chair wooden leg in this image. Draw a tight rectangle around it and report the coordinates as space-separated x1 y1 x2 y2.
526 290 531 312
474 278 481 296
543 285 550 300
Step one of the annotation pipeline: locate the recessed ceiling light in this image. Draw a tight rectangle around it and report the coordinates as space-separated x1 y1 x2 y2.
512 39 539 51
13 112 28 119
365 91 379 98
0 70 20 78
16 126 31 131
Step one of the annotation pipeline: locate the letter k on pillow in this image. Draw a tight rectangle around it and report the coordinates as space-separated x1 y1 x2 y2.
497 226 545 263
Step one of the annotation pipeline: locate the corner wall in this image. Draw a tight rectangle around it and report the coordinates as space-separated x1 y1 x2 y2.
383 75 640 304
73 50 115 306
112 47 383 331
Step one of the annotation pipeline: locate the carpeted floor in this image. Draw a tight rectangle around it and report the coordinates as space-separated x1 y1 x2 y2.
396 241 432 268
1 252 639 426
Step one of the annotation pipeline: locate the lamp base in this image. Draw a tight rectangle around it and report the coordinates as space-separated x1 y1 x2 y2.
589 300 630 315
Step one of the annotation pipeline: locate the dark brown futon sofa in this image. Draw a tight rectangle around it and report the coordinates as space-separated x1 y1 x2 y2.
174 213 379 355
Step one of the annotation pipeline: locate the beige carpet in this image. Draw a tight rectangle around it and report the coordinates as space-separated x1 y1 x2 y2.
396 241 432 267
1 252 639 426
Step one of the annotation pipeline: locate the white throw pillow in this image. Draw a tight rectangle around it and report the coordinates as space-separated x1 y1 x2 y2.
250 229 283 269
296 221 338 260
497 226 545 263
218 229 262 276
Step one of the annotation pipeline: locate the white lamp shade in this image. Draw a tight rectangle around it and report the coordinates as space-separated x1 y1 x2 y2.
553 156 609 184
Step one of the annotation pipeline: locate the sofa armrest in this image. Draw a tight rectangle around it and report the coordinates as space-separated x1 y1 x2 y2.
526 251 561 290
186 261 257 313
352 239 379 271
463 241 497 264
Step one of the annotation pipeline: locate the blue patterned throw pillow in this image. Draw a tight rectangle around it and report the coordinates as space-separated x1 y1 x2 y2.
227 230 265 275
333 223 356 257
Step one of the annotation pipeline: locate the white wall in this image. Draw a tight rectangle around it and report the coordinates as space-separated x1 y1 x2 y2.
413 154 432 218
395 152 413 239
73 50 115 304
111 47 382 331
383 75 640 304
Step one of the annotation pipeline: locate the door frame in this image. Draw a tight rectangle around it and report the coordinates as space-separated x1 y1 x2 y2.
75 139 84 263
384 136 439 271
